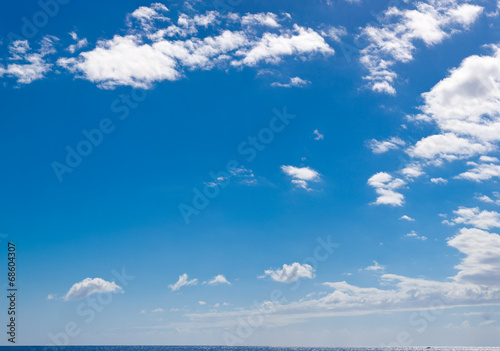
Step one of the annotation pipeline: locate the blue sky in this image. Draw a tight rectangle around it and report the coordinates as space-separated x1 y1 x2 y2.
1 0 500 346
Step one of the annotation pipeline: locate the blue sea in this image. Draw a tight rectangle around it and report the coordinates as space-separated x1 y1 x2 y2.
1 347 499 351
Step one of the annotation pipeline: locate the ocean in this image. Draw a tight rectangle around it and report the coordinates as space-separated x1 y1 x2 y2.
2 347 499 351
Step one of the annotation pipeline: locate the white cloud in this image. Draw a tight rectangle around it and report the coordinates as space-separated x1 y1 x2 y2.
64 278 122 301
169 273 198 291
449 227 500 286
476 192 500 205
152 308 165 313
281 165 320 191
55 7 334 89
313 129 324 140
186 228 500 327
233 24 334 67
401 163 424 179
0 37 57 85
241 13 280 28
198 301 206 305
66 32 89 54
404 230 428 241
360 0 483 94
367 172 405 206
46 294 56 300
207 274 231 286
480 156 500 163
448 207 500 230
456 162 500 182
408 133 493 161
431 177 448 184
271 76 310 88
260 262 315 283
364 260 385 272
320 26 347 42
368 137 406 154
399 215 415 221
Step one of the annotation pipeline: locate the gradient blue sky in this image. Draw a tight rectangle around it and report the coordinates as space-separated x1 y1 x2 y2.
1 0 500 346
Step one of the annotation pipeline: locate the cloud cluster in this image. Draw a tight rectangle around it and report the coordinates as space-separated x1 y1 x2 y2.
0 36 57 84
53 6 334 89
360 0 483 94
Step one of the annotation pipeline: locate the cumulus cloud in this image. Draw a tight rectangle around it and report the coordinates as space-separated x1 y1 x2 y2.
169 273 198 291
186 228 500 326
66 32 89 54
367 137 405 154
51 6 334 89
360 0 483 94
399 215 415 221
198 301 207 305
455 162 500 182
64 278 122 301
260 262 315 283
207 274 231 285
367 172 405 206
447 207 500 230
281 165 320 191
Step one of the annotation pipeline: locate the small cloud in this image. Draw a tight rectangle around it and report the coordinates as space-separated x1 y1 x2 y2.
213 303 220 308
151 308 165 313
313 129 324 140
271 77 310 88
198 301 206 305
367 137 405 154
64 278 122 301
364 260 385 272
281 165 320 191
259 262 315 283
140 310 146 314
169 273 198 291
399 215 415 221
46 294 56 300
367 172 405 206
207 274 231 286
431 177 448 184
404 230 428 241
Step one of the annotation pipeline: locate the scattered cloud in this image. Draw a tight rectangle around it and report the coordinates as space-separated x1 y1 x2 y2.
0 36 57 85
404 230 428 241
53 6 334 89
169 273 198 291
198 301 206 305
360 0 483 94
152 308 165 313
313 129 324 140
259 262 315 283
64 278 122 301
